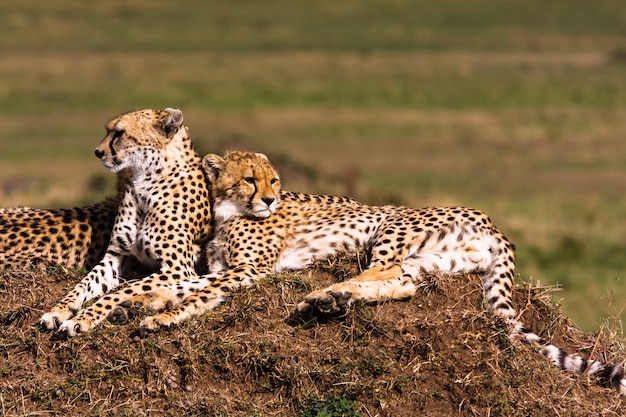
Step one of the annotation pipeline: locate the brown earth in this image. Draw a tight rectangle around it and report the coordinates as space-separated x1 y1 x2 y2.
1 257 625 416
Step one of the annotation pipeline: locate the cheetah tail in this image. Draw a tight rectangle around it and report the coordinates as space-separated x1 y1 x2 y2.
508 318 626 394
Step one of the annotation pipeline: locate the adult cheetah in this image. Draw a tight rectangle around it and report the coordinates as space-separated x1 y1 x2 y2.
120 150 626 394
0 170 129 270
39 108 212 336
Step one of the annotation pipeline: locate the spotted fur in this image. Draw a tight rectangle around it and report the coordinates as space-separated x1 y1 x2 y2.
38 108 212 336
0 170 129 270
125 150 625 394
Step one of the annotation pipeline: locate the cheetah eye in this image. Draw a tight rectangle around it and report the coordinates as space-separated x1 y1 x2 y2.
270 178 279 185
112 130 124 142
243 177 255 185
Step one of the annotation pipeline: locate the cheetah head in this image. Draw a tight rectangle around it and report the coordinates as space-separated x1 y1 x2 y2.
203 151 281 221
94 108 185 173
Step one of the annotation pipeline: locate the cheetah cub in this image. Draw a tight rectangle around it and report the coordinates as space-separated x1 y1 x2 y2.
124 150 625 394
39 108 211 336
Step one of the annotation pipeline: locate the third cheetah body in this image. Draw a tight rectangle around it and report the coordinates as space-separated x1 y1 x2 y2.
0 171 129 270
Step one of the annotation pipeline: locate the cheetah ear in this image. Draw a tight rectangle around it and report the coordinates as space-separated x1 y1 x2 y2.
202 154 224 182
162 108 184 139
254 152 269 161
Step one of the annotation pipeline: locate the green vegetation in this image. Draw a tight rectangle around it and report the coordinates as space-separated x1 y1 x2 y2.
0 0 625 330
299 395 362 417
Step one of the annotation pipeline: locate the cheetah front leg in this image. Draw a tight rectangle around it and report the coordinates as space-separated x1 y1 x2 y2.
39 253 124 330
104 272 224 323
295 263 416 316
140 265 263 331
53 256 198 337
139 288 228 331
40 189 141 331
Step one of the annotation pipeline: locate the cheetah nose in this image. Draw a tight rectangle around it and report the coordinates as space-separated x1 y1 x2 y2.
262 197 275 207
94 149 105 159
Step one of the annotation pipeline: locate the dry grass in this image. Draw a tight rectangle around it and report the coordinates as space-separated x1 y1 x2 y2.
1 257 625 416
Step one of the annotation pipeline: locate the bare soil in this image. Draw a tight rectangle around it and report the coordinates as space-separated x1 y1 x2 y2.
1 257 625 416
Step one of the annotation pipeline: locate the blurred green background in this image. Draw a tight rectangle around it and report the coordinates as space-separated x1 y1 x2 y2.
1 0 625 331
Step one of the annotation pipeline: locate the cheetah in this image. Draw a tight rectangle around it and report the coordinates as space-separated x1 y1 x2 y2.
0 170 129 270
121 150 626 394
39 108 212 337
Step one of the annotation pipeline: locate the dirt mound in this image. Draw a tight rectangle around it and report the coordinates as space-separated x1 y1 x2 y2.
1 258 625 416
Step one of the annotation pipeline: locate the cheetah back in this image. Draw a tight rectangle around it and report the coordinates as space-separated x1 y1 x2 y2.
0 169 130 270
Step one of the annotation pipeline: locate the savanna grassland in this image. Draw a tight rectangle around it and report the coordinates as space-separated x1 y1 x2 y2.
1 1 626 415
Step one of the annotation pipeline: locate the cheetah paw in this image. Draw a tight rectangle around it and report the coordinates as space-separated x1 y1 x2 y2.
107 300 141 325
296 290 353 316
137 315 173 336
140 316 162 331
55 318 88 338
40 310 74 331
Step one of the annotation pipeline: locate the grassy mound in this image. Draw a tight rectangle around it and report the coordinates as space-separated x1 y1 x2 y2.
1 258 625 416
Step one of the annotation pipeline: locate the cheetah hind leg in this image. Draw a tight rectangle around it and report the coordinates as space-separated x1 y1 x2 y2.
295 264 416 317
